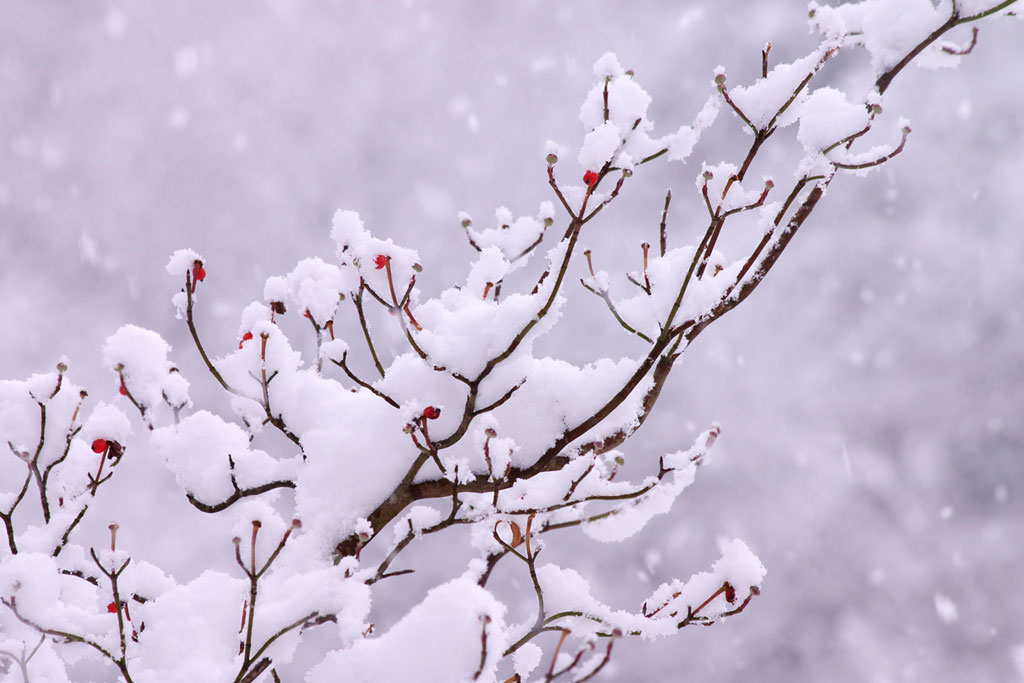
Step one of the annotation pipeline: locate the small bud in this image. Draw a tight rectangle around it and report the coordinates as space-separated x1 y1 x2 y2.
546 153 558 166
56 361 68 373
403 424 415 434
92 438 108 454
461 217 472 229
412 263 423 273
870 104 883 115
543 217 553 228
902 125 912 134
251 520 262 530
724 583 737 604
291 518 302 529
232 536 241 546
374 254 388 270
614 455 625 466
622 168 633 178
270 301 286 315
702 170 714 181
583 170 599 188
764 178 775 190
714 73 727 87
484 427 497 438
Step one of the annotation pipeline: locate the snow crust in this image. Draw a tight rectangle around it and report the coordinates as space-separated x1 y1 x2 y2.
164 248 203 278
132 571 246 683
331 209 419 299
809 0 965 74
307 578 505 683
152 411 292 506
462 203 554 267
726 49 828 131
797 87 872 152
576 51 713 174
286 258 345 323
103 325 190 414
81 401 132 446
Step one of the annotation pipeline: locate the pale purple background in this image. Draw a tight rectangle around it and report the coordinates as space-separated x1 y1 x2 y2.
2 2 1023 681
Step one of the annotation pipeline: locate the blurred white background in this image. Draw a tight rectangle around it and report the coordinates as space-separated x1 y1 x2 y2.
2 2 1022 681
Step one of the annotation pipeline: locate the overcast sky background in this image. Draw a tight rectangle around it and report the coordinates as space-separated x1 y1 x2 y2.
2 2 1023 681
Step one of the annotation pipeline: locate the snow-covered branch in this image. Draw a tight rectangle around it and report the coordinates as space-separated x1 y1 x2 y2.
1 1 1018 680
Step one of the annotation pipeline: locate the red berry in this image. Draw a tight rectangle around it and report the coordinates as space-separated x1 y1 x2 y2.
423 406 440 420
239 331 253 349
92 438 108 453
724 584 737 604
374 254 388 270
583 170 599 188
192 261 206 282
119 383 128 396
107 601 118 613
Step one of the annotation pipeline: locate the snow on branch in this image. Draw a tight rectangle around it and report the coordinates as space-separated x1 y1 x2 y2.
1 1 1019 680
